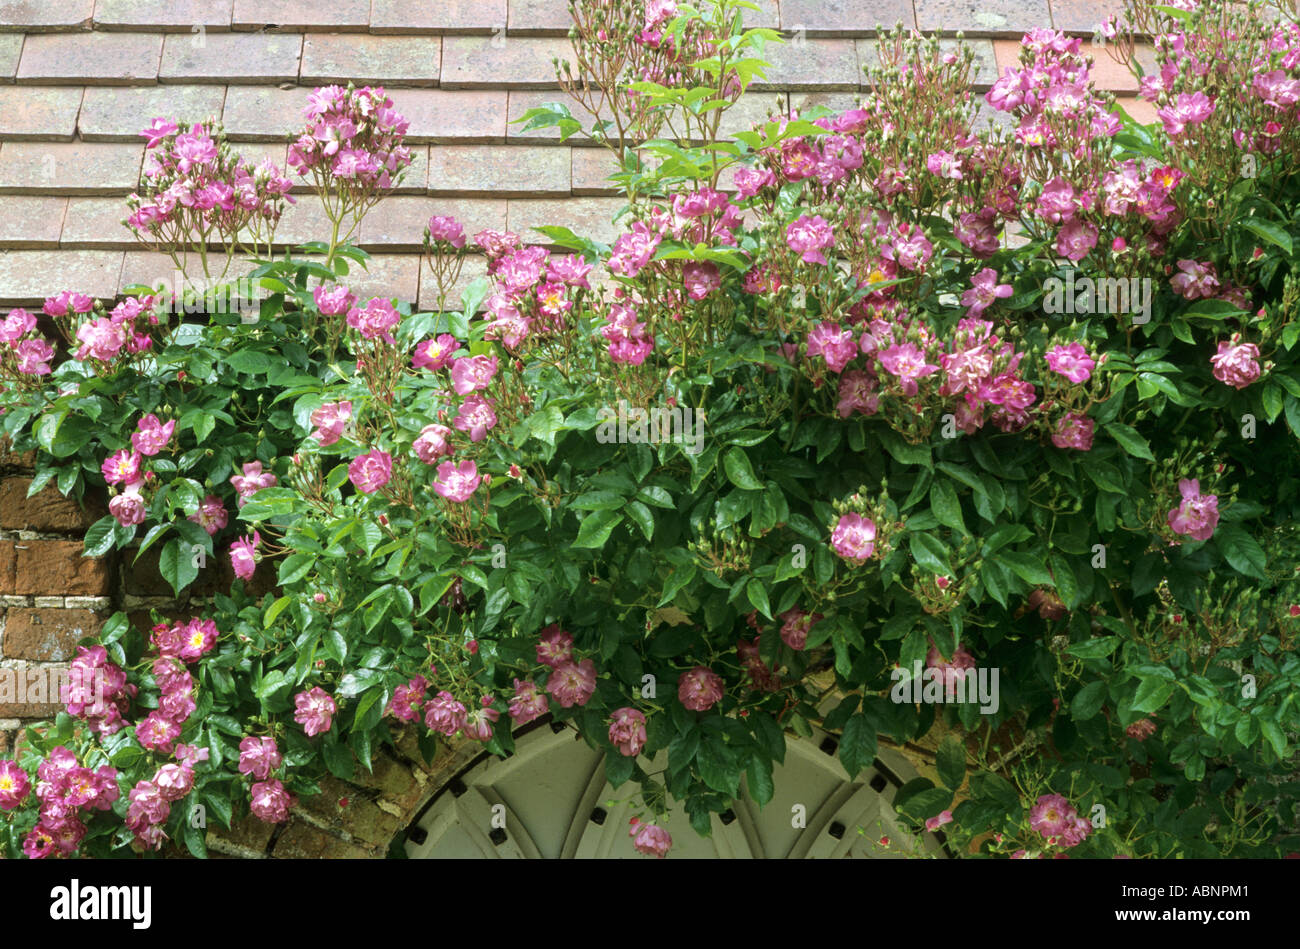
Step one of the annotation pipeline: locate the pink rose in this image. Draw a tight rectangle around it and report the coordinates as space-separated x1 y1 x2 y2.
249 779 294 823
546 659 597 708
238 737 282 780
608 707 647 756
629 818 672 858
1210 339 1261 390
1167 478 1219 540
831 513 876 561
294 687 336 736
348 449 392 493
677 666 724 712
423 690 468 737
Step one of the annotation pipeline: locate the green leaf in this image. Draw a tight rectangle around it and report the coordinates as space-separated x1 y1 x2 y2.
321 735 355 780
999 550 1052 586
910 532 949 574
1071 681 1107 721
1240 218 1293 255
626 500 654 541
1214 524 1267 580
1260 719 1288 759
1048 553 1081 609
1105 423 1155 461
697 736 740 797
746 753 774 807
572 510 623 548
1066 636 1120 659
935 735 966 791
929 479 967 536
838 712 877 779
745 577 772 620
1132 677 1175 714
158 537 199 596
722 448 764 490
83 516 119 557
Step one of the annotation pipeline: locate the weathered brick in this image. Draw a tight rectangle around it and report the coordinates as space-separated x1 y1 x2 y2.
1050 0 1126 35
0 142 143 194
0 196 66 248
752 39 863 91
291 776 403 848
92 0 236 30
362 752 428 814
1086 45 1147 94
780 0 916 34
0 663 67 719
0 0 94 31
0 540 14 592
159 32 303 83
0 35 21 81
272 820 379 859
507 196 622 247
231 0 370 31
60 197 137 249
0 437 36 470
915 0 1053 37
506 0 571 35
16 33 163 85
571 146 620 196
207 814 275 856
0 250 125 305
0 476 106 531
371 0 506 34
440 36 576 90
2 608 103 661
338 254 421 305
0 85 82 139
220 85 305 141
79 85 227 141
427 144 569 196
356 196 507 251
300 35 441 86
12 540 113 596
400 89 508 143
268 196 336 248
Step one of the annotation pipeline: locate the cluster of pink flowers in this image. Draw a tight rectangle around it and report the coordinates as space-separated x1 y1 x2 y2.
386 674 430 723
736 632 782 692
61 645 135 736
600 302 654 366
1028 792 1092 849
128 119 293 244
20 747 120 858
0 308 54 375
294 686 337 737
238 736 294 823
472 229 589 349
346 297 401 345
288 86 413 193
1167 478 1219 541
124 744 208 850
535 625 597 708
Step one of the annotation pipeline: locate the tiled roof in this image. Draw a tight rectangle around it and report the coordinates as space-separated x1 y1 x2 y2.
0 0 1141 307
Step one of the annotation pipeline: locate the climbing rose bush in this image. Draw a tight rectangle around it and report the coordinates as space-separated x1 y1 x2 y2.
1 0 1300 859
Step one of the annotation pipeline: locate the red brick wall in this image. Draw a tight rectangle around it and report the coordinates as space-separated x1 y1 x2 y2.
0 437 113 748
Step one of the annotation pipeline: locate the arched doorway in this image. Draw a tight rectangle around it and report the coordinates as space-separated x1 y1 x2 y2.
402 718 952 858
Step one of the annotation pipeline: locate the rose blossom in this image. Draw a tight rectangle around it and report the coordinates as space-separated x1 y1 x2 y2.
412 334 460 371
230 530 260 581
629 818 672 858
348 449 392 493
432 459 481 502
238 736 282 780
608 707 647 756
508 678 550 724
310 401 353 445
0 759 31 810
249 779 294 823
536 625 574 667
1044 342 1095 383
413 423 454 464
294 686 336 736
130 414 175 455
786 215 835 265
1051 413 1094 451
1167 478 1219 541
1210 339 1261 389
678 666 724 712
450 354 499 395
546 659 597 708
188 494 228 535
424 690 468 737
830 513 876 561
